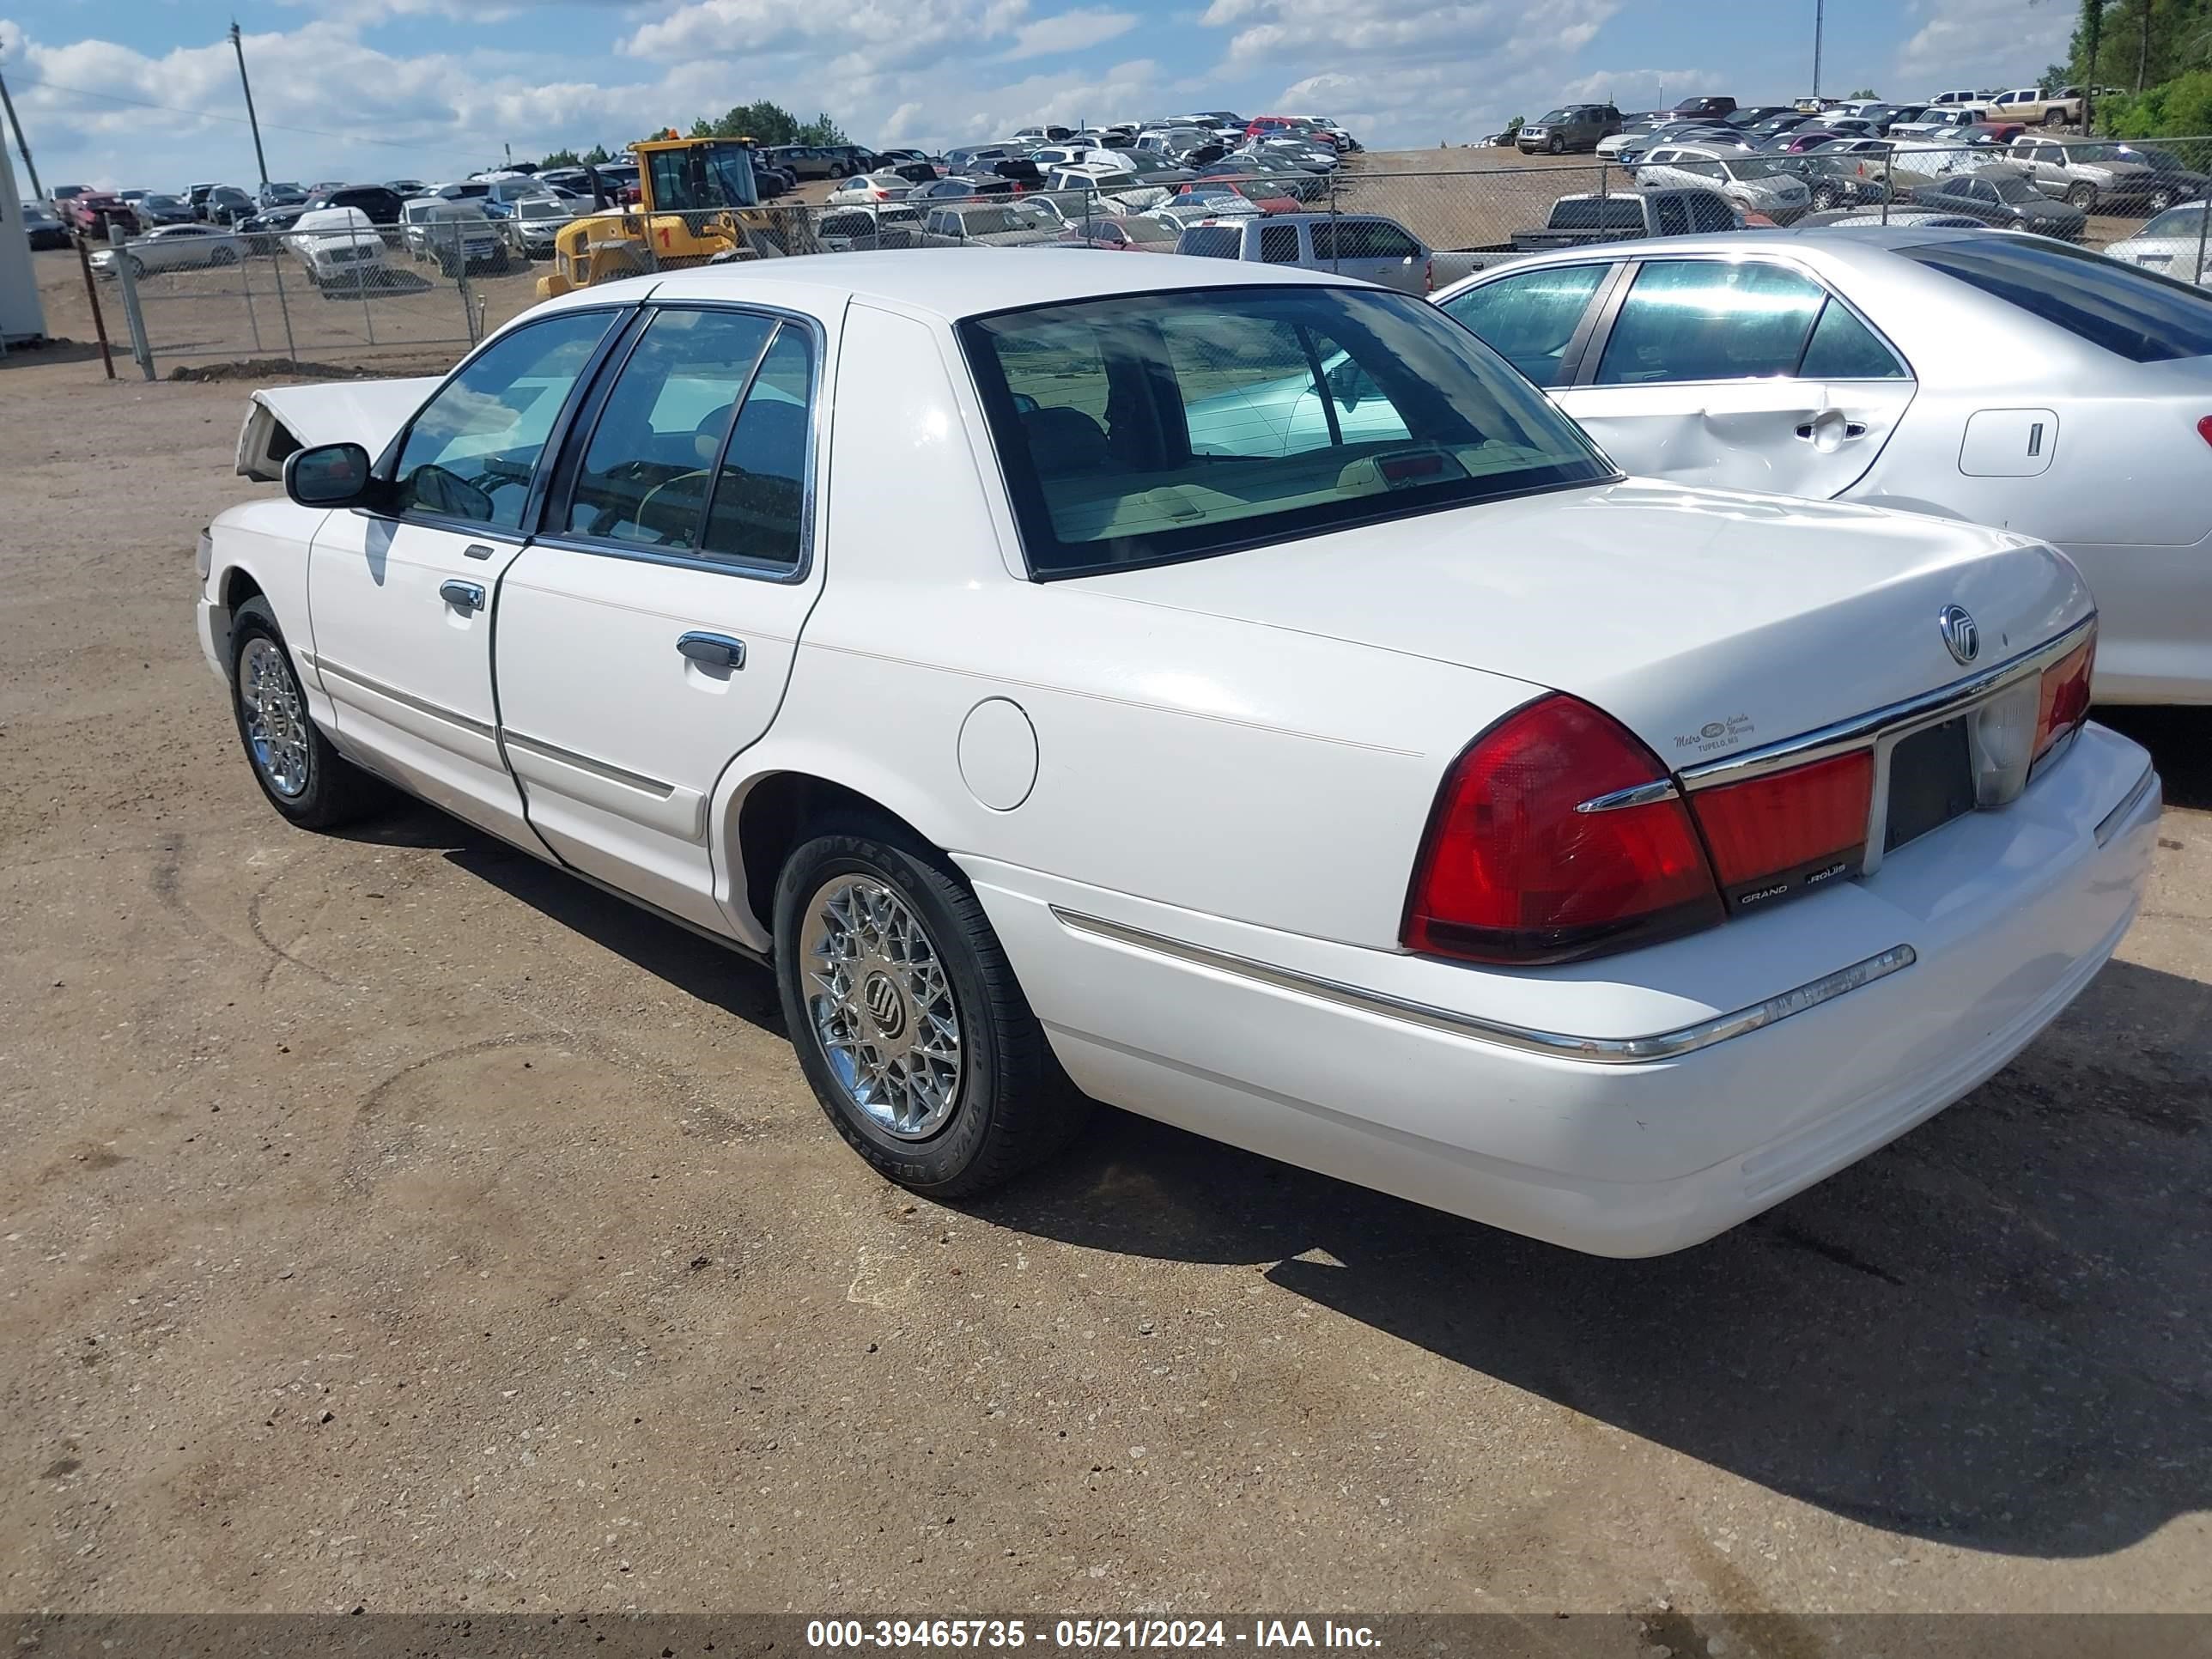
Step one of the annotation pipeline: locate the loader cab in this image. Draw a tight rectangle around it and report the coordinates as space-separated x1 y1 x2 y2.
634 138 762 214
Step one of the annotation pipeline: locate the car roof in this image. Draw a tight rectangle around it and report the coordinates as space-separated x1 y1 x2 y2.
1432 224 2001 290
578 248 1364 322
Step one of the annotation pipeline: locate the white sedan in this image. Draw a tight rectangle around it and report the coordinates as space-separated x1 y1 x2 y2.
2104 201 2210 287
1433 225 2212 703
197 252 2156 1257
89 222 245 276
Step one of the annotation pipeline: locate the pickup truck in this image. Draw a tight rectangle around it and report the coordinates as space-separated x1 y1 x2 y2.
1986 87 2083 128
1425 187 1741 286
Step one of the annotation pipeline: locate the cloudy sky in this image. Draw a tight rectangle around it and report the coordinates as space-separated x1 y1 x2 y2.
2 0 2074 193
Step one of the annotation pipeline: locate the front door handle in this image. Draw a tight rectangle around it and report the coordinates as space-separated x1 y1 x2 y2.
677 631 745 671
439 580 486 612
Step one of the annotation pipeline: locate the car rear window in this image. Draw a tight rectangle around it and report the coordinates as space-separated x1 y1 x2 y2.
957 285 1614 579
1176 226 1243 259
1900 236 2212 361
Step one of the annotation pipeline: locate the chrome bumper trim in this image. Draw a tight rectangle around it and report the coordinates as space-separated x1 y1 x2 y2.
2094 762 2160 848
316 656 497 743
1050 906 1917 1066
502 731 678 799
1679 615 2096 792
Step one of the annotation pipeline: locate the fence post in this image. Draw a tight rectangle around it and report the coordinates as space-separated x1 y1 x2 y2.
457 229 478 345
2197 190 2209 288
356 222 376 348
239 237 264 356
268 236 298 364
1328 175 1340 272
1597 160 1607 203
109 223 155 381
1881 149 1895 225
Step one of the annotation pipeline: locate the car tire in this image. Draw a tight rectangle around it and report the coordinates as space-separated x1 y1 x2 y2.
228 597 385 830
210 245 238 265
2148 185 2176 213
2043 108 2065 126
2067 182 2097 209
1812 185 1838 210
774 816 1090 1198
1548 135 1566 155
125 254 145 279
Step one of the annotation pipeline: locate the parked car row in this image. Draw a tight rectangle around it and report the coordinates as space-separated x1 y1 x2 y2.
197 239 2168 1266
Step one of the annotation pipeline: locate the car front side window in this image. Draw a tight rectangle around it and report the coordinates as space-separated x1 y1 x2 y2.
391 309 618 529
1439 264 1608 386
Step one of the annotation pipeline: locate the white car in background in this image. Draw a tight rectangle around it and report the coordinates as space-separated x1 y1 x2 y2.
198 252 2152 1258
88 222 245 277
2104 202 2211 286
1630 145 1813 222
284 206 392 290
1433 225 2212 701
828 173 917 205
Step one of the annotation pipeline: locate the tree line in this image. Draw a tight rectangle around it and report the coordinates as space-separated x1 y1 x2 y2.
2063 0 2212 136
527 100 853 171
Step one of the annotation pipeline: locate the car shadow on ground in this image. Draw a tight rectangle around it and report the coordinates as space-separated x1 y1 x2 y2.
969 951 2212 1563
2094 706 2212 811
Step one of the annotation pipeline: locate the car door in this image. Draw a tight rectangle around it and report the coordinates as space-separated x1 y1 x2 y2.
1551 256 1916 499
306 307 626 848
492 303 827 934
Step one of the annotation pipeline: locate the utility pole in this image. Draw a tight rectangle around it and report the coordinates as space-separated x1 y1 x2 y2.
228 21 269 188
0 66 42 202
1812 0 1825 100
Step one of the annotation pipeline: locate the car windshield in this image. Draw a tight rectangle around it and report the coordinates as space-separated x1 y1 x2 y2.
2068 143 2124 161
519 198 565 218
1538 110 1571 123
957 285 1613 578
144 194 185 210
1903 237 2212 362
1723 159 1782 180
2142 202 2208 236
1119 216 1177 244
1988 172 2041 203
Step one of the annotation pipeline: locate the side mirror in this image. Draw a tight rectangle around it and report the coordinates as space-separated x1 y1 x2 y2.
283 441 374 508
1326 357 1364 410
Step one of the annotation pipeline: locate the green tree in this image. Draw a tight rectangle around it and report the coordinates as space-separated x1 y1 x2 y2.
1844 86 1880 99
582 143 615 165
535 147 582 169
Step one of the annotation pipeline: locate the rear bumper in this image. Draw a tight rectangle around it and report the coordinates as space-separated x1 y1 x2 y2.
967 722 2157 1256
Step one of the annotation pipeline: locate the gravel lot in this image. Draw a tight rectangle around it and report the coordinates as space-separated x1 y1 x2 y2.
1 340 2209 1623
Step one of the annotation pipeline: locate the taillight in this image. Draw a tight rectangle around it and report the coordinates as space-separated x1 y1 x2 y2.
2034 629 2095 763
2197 415 2212 449
1402 696 1723 964
1686 750 1873 911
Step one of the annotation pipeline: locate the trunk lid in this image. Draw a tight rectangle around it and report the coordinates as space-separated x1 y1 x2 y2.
1080 480 2090 765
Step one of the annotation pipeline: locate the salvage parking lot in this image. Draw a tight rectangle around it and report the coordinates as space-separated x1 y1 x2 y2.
3 347 2210 1619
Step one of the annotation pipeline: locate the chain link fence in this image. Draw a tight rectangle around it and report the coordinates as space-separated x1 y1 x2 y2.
95 140 2212 378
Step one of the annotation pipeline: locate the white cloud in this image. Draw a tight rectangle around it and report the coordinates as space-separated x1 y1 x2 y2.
1002 8 1140 60
1893 0 2072 92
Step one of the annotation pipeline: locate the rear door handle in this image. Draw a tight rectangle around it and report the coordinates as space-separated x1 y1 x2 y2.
1794 416 1869 444
677 631 745 670
439 580 486 612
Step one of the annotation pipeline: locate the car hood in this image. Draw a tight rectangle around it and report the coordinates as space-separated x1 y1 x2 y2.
1078 481 2089 762
234 377 438 482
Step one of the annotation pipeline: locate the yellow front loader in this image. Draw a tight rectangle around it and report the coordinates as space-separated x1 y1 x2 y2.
536 135 799 301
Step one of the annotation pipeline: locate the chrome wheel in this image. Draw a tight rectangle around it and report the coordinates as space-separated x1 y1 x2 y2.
239 635 311 799
802 874 963 1139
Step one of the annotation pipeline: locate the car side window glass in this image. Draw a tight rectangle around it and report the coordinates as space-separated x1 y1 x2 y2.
1438 264 1607 386
1686 192 1733 232
1259 222 1300 263
1796 299 1907 379
1155 313 1412 459
1595 259 1826 385
563 307 779 550
1656 196 1690 234
392 309 617 529
700 324 816 569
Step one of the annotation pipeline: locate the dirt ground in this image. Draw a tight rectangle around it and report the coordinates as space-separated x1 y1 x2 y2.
1 349 2209 1625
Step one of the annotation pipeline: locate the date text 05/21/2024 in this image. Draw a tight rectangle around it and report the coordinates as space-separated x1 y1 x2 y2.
805 1619 1382 1650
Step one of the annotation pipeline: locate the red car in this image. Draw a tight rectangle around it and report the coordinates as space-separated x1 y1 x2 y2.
63 193 139 240
1244 115 1344 149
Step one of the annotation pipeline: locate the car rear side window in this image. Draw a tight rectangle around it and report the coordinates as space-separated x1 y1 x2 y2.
958 285 1612 578
1595 259 1827 384
1796 298 1908 379
1178 226 1243 259
1439 264 1608 386
1258 222 1301 264
1900 237 2212 362
392 309 618 530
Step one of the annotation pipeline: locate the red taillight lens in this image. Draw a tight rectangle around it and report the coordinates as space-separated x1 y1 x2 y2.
2034 631 2095 762
2197 415 2212 449
1687 750 1874 909
1402 696 1723 964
